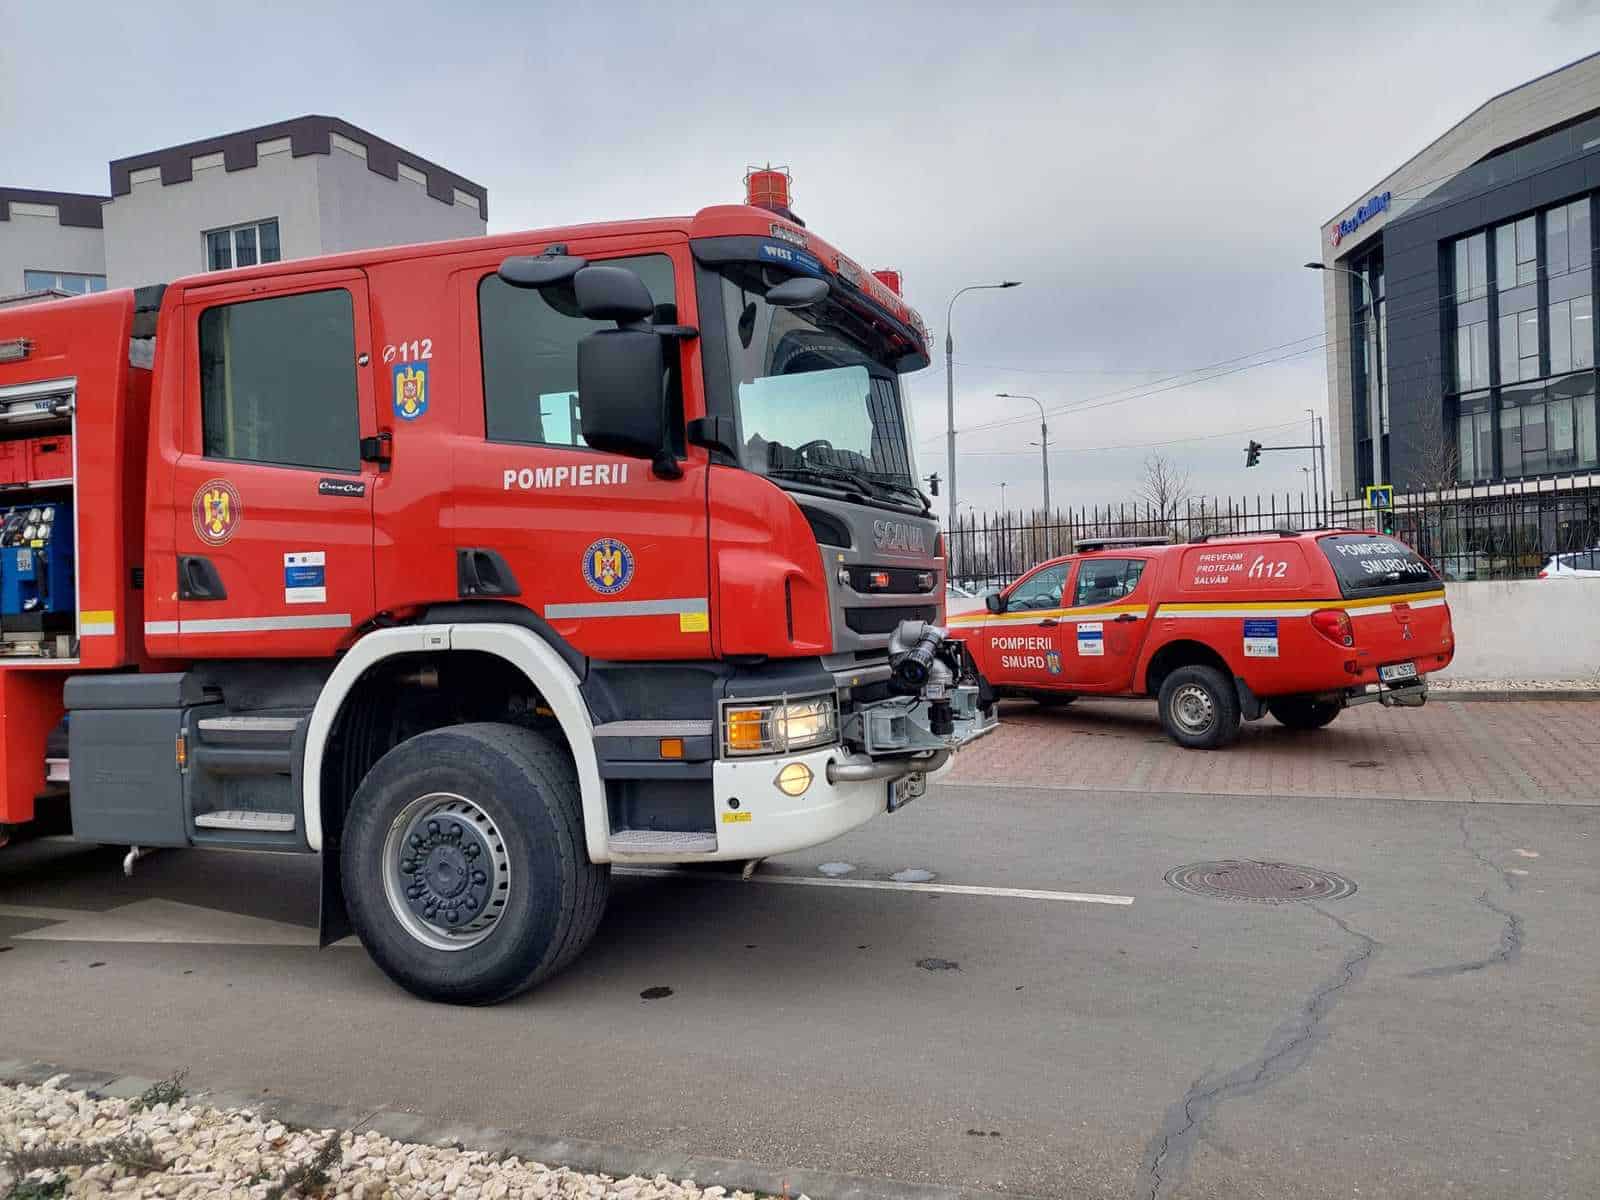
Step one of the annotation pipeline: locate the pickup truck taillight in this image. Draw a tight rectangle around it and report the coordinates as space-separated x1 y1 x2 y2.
1310 608 1354 647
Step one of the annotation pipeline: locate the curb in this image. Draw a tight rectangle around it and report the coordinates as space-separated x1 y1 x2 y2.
0 1058 1007 1200
1429 689 1600 702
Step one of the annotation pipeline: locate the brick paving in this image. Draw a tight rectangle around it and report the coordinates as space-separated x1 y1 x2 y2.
948 697 1600 804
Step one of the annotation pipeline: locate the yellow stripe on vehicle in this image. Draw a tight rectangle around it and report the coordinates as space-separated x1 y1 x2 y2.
952 602 1147 626
1154 589 1445 618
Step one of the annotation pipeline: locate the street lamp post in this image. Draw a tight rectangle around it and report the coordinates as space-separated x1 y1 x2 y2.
996 392 1050 515
946 281 1022 532
1305 262 1379 493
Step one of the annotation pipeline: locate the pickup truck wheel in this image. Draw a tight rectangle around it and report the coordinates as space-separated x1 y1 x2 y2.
341 722 608 1005
1267 698 1342 731
1158 665 1241 750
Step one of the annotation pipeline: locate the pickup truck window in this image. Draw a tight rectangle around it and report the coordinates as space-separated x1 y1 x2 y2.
1318 534 1439 596
1009 563 1069 610
479 253 675 447
198 288 359 472
1073 558 1145 607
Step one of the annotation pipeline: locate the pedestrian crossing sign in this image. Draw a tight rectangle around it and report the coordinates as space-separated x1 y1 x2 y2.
1365 484 1394 510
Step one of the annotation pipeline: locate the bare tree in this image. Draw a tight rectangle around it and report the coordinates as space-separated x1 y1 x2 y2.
1134 452 1193 533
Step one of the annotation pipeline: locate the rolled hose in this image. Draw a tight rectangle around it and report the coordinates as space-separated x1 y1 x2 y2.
825 749 951 783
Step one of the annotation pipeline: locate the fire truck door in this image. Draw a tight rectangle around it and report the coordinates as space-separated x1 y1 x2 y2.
453 245 712 661
171 272 378 658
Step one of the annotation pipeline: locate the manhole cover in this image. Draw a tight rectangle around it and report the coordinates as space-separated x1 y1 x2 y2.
1164 861 1357 904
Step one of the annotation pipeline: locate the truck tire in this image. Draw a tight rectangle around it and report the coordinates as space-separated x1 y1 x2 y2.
1267 697 1342 731
1157 665 1241 750
340 722 608 1005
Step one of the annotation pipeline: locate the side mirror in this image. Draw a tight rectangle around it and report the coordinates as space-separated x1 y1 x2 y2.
575 265 655 323
764 276 829 308
577 329 676 475
984 590 1006 614
498 254 587 288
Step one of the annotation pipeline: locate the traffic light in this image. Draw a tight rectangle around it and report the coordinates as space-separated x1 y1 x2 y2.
1245 440 1262 468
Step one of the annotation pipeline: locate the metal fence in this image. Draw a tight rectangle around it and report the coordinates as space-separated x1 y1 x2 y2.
945 479 1600 589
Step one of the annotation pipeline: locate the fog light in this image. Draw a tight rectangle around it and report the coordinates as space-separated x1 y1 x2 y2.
775 762 813 796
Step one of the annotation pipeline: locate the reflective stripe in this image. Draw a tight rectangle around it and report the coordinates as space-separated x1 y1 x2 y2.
144 614 352 635
80 609 115 636
957 602 1147 624
1154 605 1319 619
545 596 709 620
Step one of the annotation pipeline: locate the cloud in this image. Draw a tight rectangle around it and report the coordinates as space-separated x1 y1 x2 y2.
0 1 1586 513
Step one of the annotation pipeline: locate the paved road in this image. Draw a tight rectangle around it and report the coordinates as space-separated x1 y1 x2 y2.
3 771 1596 1198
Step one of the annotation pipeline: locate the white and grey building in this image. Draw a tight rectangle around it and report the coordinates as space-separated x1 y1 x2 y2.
1 115 486 301
1315 52 1600 498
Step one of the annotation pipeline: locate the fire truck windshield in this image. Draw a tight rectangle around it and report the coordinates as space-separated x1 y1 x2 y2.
718 268 923 510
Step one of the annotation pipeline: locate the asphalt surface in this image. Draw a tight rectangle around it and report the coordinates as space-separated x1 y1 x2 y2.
2 783 1597 1199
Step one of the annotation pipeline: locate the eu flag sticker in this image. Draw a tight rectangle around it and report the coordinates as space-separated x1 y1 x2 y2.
393 361 428 421
284 551 327 605
1243 617 1279 658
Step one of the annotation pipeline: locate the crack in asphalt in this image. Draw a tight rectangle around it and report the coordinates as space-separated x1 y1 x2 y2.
1408 813 1524 979
1136 905 1378 1200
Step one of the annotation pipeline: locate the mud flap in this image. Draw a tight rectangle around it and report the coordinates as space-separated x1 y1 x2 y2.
319 837 351 948
1234 676 1268 721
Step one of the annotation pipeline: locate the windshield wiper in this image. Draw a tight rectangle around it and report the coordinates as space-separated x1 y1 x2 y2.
766 464 872 501
860 472 930 509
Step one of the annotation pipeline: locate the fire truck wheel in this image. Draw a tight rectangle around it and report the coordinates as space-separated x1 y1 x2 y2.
1157 665 1241 750
340 722 609 1005
1266 697 1343 731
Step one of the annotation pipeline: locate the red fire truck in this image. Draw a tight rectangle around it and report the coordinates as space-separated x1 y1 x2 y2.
0 171 994 1003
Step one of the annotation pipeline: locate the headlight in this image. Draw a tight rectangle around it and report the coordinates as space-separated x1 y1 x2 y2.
722 694 839 756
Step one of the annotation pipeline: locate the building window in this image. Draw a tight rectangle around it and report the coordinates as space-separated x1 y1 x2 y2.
1499 375 1599 478
478 253 676 446
198 289 360 472
1495 215 1538 290
1448 232 1491 392
205 219 281 271
1455 391 1494 481
1349 250 1386 488
1547 197 1594 376
22 270 106 295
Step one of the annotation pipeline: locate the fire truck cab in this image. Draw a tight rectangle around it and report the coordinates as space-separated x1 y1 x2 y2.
0 173 995 1003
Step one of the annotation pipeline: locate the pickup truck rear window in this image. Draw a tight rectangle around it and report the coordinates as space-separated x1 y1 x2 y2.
1318 534 1439 597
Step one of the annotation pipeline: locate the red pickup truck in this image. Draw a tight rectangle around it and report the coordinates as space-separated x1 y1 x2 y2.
950 530 1454 749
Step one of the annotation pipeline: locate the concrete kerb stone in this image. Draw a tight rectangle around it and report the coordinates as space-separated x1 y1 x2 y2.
1430 688 1600 702
2 1059 995 1200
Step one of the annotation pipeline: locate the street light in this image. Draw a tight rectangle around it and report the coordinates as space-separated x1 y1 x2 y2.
946 281 1022 532
1305 261 1380 491
996 392 1050 515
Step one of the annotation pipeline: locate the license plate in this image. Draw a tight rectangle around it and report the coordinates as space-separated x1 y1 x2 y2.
1379 661 1418 682
888 772 927 812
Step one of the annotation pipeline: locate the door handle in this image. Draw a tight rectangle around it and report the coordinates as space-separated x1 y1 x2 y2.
1114 613 1140 623
1039 618 1059 627
457 548 522 598
178 555 227 601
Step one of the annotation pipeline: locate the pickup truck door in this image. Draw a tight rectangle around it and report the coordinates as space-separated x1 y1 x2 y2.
976 561 1074 691
1059 557 1153 692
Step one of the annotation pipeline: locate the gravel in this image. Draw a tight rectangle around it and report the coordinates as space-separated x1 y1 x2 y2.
1 1076 789 1200
1430 676 1600 692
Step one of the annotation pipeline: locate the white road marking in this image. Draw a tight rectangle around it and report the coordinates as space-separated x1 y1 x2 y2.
615 867 1134 906
0 898 353 946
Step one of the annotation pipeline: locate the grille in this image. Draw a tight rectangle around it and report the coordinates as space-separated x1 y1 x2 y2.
846 565 936 595
844 604 937 635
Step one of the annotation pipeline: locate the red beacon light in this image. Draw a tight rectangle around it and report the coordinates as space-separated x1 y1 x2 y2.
745 164 805 227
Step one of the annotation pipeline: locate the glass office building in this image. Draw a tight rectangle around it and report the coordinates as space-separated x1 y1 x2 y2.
1317 53 1600 497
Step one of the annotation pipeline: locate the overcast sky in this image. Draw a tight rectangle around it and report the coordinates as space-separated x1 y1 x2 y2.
4 1 1596 515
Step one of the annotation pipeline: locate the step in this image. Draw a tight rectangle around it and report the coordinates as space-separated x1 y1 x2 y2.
193 810 296 833
608 829 718 854
196 715 301 734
